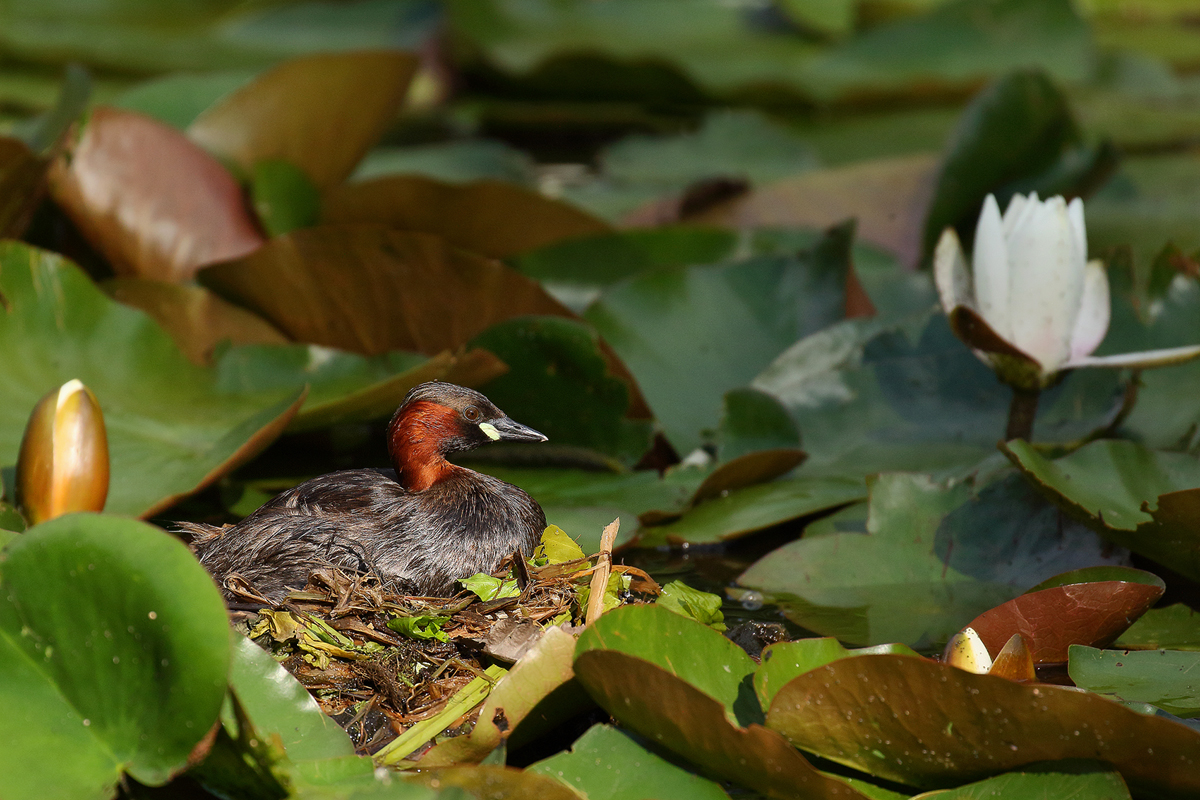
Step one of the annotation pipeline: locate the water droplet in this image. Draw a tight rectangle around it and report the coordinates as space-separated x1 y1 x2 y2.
740 591 763 611
147 611 157 620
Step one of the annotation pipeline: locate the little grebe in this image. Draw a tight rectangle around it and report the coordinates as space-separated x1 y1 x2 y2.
180 381 548 602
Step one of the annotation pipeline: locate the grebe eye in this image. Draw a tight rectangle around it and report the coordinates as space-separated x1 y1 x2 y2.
464 407 480 421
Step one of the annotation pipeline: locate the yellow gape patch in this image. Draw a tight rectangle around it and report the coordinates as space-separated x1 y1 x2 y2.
478 422 501 441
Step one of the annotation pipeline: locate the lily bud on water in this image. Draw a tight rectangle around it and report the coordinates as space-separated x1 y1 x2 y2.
16 379 110 525
934 192 1200 391
943 627 993 674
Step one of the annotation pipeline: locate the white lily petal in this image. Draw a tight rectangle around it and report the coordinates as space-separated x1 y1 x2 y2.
1068 197 1087 263
934 227 972 313
1001 192 1028 235
1003 191 1040 238
971 194 1011 339
1068 259 1110 361
1066 343 1200 370
1006 196 1082 373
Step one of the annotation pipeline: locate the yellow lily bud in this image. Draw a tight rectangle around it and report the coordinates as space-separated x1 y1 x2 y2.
942 626 993 675
16 379 110 524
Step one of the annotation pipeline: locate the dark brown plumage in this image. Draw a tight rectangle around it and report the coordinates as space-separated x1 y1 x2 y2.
179 381 547 603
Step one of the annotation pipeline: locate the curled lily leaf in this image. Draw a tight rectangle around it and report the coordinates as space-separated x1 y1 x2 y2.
935 193 1200 390
16 379 110 524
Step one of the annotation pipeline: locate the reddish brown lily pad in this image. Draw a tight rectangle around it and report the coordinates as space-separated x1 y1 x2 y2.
188 51 418 189
198 225 576 357
963 575 1165 664
574 649 869 800
323 176 611 259
767 654 1200 797
48 107 264 282
676 153 939 268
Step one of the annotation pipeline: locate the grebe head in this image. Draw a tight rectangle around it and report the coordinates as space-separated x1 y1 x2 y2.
387 382 546 490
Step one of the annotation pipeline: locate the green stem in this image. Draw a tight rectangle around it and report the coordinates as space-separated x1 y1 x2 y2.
1006 386 1040 442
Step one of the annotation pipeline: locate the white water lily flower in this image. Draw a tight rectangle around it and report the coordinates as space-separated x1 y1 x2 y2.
935 192 1200 390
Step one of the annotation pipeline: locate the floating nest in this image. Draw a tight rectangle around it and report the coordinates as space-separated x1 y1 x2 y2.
225 525 660 758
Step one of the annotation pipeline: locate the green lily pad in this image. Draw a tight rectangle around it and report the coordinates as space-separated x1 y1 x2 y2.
576 604 756 725
447 0 818 101
528 723 731 800
509 226 739 312
1069 645 1200 718
1004 438 1200 581
419 764 583 800
188 51 418 189
104 278 289 366
110 69 259 130
738 472 1127 647
754 638 921 711
0 243 306 517
800 0 1095 104
213 343 460 432
1115 604 1200 651
469 316 651 462
250 158 321 237
651 473 865 545
767 653 1200 796
563 110 819 221
718 387 801 462
572 605 869 800
230 634 357 762
10 62 90 154
0 514 230 798
755 314 1124 482
585 222 850 456
0 0 437 74
352 139 536 186
911 761 1131 800
477 465 703 551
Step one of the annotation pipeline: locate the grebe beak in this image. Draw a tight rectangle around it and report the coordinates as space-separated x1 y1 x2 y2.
483 416 548 443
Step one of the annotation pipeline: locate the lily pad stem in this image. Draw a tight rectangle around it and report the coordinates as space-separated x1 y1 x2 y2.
1006 387 1040 442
